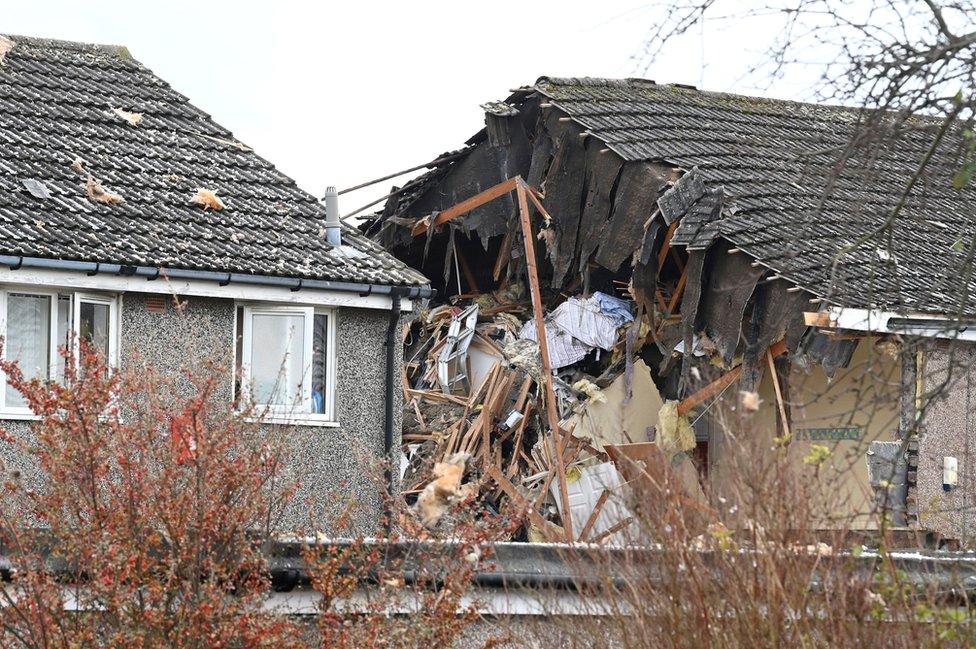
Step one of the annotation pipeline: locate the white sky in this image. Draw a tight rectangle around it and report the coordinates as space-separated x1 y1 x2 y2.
7 0 821 212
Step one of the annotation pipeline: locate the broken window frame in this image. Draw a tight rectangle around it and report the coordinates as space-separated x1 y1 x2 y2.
234 302 337 426
0 287 120 419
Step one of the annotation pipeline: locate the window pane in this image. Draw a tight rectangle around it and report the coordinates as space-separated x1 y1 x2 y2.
250 313 305 408
6 293 51 408
312 314 328 414
55 295 71 381
80 301 110 359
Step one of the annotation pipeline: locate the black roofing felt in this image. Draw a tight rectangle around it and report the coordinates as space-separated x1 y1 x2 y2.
0 36 427 286
535 77 976 315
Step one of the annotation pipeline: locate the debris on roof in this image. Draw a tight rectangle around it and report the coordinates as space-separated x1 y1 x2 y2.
70 156 86 174
21 179 51 200
110 107 143 126
86 176 124 205
189 188 226 211
0 36 14 65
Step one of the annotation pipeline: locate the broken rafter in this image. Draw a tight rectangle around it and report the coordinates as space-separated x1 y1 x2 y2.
677 339 787 416
516 179 575 542
486 464 564 540
411 177 519 237
657 218 679 271
767 349 791 439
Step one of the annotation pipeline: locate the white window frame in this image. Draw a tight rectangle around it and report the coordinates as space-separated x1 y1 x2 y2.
73 292 120 368
236 302 337 426
0 287 120 419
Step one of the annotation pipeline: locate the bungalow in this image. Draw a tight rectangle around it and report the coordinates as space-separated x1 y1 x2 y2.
368 77 976 545
0 35 431 532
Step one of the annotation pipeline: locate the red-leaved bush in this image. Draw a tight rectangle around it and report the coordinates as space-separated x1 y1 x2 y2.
0 341 512 648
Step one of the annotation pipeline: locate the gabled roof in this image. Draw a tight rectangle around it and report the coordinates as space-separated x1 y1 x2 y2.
533 77 976 315
0 36 427 287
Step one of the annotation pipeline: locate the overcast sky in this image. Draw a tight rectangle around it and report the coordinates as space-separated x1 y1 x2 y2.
7 1 819 212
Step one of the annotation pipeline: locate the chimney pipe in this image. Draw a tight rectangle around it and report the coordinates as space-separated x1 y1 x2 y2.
324 186 341 247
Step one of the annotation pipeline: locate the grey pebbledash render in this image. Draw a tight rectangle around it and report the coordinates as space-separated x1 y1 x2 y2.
0 35 432 534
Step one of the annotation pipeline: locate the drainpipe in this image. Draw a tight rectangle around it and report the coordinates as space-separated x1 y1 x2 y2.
383 287 406 532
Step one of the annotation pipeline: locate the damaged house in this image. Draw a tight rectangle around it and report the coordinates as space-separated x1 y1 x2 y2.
0 35 432 532
366 77 976 545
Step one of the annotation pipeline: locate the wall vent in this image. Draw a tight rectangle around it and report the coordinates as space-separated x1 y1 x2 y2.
146 295 167 314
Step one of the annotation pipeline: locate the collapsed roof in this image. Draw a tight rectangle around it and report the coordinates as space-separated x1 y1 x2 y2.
372 76 976 313
0 35 426 287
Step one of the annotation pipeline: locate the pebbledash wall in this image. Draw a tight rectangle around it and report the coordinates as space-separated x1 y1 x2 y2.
0 291 402 536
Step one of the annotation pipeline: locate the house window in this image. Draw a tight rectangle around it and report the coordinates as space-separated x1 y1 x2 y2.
235 304 336 422
0 290 119 416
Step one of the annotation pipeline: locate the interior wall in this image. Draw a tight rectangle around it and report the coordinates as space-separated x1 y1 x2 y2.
707 338 901 530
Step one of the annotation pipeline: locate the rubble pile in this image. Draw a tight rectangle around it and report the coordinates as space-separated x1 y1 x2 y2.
398 279 705 544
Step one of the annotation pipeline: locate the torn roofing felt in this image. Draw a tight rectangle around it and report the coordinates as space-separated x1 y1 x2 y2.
0 36 427 286
382 76 976 314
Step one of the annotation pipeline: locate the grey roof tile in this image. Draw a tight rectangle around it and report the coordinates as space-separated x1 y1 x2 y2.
535 76 976 315
0 36 427 287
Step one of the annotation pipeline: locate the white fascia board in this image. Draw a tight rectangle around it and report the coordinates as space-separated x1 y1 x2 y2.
825 306 976 342
0 267 413 312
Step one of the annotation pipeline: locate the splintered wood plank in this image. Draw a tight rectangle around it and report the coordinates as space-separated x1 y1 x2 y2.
767 349 791 439
517 180 575 542
486 464 564 541
577 489 611 542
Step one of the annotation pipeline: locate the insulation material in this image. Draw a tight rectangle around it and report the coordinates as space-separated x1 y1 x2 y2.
85 176 123 205
549 461 637 545
414 452 475 529
572 378 606 403
111 107 143 126
189 188 226 211
656 400 696 459
574 360 663 448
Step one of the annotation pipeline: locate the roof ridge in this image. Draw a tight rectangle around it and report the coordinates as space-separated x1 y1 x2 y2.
2 34 133 60
533 75 949 129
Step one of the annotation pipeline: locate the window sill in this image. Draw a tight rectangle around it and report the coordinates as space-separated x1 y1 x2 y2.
243 414 340 428
0 411 40 421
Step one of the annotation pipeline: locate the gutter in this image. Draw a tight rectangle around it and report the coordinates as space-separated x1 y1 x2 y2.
0 255 435 301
